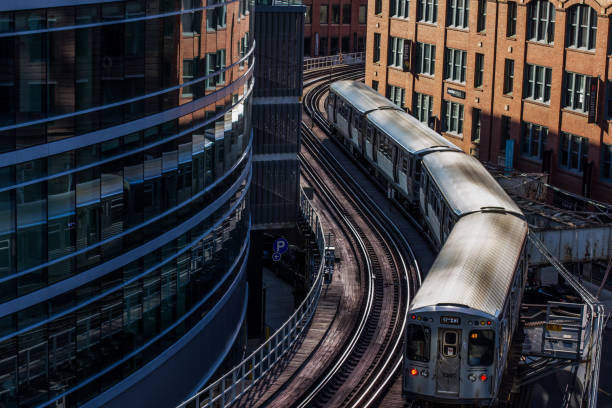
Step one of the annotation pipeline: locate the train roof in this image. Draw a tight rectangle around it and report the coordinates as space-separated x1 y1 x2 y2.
422 151 523 216
368 109 460 154
329 80 397 114
410 212 528 318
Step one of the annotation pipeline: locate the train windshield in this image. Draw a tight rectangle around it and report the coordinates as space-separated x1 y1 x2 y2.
406 324 430 362
468 330 495 366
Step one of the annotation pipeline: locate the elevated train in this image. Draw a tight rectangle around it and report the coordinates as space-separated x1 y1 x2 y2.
326 81 528 405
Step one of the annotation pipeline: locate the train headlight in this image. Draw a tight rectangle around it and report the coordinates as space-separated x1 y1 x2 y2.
421 369 429 377
480 374 488 382
410 368 419 376
468 374 477 382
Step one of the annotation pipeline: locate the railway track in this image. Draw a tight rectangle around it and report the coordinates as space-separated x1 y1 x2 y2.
295 67 421 408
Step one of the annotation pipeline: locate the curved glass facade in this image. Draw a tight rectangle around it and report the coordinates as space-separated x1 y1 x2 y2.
0 0 253 406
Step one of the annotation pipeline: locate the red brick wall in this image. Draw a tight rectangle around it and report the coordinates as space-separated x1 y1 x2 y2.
304 0 368 56
365 0 612 203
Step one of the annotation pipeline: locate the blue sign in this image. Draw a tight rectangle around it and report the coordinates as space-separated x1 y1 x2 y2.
272 252 281 262
505 139 514 175
273 238 289 254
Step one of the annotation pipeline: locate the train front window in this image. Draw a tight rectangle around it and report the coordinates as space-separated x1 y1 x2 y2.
468 330 494 366
406 324 430 362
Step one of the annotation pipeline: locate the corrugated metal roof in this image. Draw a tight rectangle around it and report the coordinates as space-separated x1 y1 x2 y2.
410 212 528 317
423 151 523 216
368 109 460 154
329 80 396 113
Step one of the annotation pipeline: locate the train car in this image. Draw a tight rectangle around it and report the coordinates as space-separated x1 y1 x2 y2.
419 150 523 248
327 81 396 151
327 81 460 205
403 212 528 405
365 108 459 204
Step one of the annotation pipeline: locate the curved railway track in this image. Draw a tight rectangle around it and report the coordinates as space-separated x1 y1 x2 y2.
294 67 421 408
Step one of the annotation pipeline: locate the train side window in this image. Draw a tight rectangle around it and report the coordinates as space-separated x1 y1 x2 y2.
406 324 431 362
366 124 373 141
468 330 495 366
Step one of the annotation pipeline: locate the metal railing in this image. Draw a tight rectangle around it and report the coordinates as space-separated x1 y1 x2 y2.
528 233 606 408
303 52 366 71
177 186 330 408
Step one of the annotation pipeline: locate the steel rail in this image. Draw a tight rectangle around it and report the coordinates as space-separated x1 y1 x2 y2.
298 70 419 407
298 154 377 408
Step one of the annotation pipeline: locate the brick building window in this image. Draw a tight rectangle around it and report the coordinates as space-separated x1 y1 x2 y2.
472 108 481 143
567 5 597 51
182 0 202 35
373 33 381 62
206 0 226 30
389 37 405 67
342 4 351 23
205 49 225 88
414 92 434 124
372 80 379 91
375 0 382 15
559 132 589 172
182 59 196 97
332 5 340 23
444 48 467 83
320 5 328 24
524 64 552 104
359 5 367 23
527 0 555 44
416 42 436 75
602 143 612 181
474 53 484 88
391 0 410 19
305 5 311 24
387 85 406 108
477 0 486 32
447 0 469 29
418 0 437 23
320 37 328 55
442 100 464 135
507 2 517 37
563 71 592 113
503 59 514 94
520 121 547 160
330 37 339 54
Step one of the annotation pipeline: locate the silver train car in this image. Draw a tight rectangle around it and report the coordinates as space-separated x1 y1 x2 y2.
326 81 529 405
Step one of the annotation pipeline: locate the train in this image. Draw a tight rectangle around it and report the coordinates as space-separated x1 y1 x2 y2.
326 80 529 405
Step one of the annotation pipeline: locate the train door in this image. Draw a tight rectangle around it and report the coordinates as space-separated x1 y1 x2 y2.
347 107 353 140
362 122 370 154
392 146 399 183
333 94 338 123
436 329 461 396
372 130 378 162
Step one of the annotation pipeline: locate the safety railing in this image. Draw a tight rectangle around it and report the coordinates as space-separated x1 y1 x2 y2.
177 186 329 408
528 233 606 408
303 52 366 72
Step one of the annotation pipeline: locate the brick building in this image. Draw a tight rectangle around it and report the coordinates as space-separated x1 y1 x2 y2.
365 0 612 202
304 0 368 56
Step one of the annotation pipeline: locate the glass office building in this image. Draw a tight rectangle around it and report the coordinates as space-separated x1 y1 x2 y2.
0 0 253 406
